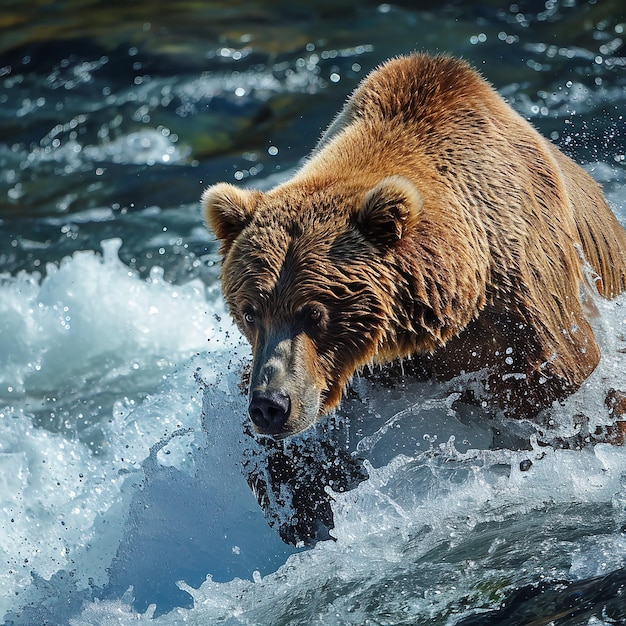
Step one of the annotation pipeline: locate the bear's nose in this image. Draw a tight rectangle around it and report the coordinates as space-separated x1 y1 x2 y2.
248 390 291 435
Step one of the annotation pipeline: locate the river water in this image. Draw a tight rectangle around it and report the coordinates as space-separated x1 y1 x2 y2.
1 1 626 624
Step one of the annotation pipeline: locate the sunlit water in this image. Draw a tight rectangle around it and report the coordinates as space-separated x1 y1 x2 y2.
1 2 626 624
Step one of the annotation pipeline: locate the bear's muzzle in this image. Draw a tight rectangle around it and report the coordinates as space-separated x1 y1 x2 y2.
248 331 323 437
248 389 291 435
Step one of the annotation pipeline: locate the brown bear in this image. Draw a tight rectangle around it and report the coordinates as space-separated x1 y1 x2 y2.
202 53 626 439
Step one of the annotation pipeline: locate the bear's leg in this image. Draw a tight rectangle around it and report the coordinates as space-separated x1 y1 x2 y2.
597 389 626 445
243 427 368 546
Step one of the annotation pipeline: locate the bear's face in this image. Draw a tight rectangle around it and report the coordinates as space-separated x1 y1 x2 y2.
203 177 422 437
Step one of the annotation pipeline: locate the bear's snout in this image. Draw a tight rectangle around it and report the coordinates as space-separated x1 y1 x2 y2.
249 389 291 435
247 332 324 437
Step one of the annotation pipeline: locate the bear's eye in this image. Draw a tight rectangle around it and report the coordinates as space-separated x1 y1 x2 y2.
243 310 256 325
309 307 322 323
295 304 326 330
305 305 326 328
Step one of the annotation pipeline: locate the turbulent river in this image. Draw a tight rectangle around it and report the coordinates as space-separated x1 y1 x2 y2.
1 1 626 624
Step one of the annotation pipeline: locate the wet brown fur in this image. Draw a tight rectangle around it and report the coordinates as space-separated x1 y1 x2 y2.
203 54 626 436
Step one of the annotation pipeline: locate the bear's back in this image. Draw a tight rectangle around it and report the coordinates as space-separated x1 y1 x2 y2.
351 55 486 123
314 55 498 154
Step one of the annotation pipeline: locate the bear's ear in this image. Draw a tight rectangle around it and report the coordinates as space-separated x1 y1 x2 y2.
201 183 261 254
356 176 422 248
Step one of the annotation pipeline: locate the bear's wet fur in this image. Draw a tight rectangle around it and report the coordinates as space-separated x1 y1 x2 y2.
203 53 626 439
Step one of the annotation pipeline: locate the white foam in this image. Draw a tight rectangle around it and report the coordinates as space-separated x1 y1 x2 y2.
0 238 227 395
2 221 626 624
56 291 626 625
0 241 237 616
78 442 625 626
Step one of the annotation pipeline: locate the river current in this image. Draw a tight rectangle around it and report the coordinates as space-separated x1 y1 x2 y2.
1 1 626 624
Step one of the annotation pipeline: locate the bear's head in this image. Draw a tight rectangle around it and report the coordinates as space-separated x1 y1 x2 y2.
202 176 422 437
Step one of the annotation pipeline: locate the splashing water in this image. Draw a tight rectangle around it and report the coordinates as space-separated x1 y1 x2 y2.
1 235 625 625
1 2 626 624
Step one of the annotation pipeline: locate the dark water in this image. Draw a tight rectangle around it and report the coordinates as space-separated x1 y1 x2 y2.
3 0 625 279
1 1 626 624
